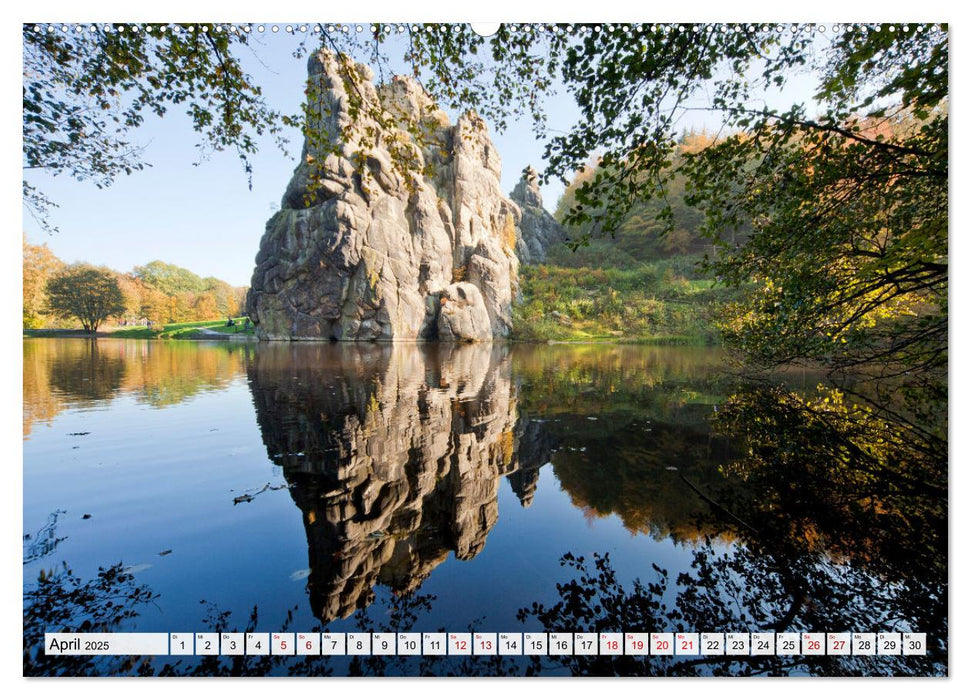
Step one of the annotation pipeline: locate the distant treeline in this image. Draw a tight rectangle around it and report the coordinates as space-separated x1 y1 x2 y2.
23 239 247 329
548 130 747 269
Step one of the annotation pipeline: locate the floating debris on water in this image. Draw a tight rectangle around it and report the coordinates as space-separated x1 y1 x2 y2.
290 568 311 581
122 563 153 574
232 482 289 505
158 549 173 556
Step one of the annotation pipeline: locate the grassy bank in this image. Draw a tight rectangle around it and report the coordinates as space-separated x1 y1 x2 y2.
511 262 737 343
25 318 254 340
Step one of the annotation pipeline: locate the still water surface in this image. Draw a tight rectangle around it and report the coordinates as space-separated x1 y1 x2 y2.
22 339 946 676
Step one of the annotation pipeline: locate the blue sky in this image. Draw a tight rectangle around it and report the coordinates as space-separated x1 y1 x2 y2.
22 25 821 287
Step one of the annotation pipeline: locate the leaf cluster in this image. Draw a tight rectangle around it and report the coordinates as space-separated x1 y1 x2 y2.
23 24 290 229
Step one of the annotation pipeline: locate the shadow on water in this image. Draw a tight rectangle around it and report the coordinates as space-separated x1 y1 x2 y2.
23 339 946 676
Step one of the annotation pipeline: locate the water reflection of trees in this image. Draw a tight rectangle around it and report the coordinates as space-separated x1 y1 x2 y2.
512 344 736 416
23 339 249 436
716 386 946 583
509 349 945 676
248 343 551 623
510 344 744 541
548 416 735 542
517 383 947 676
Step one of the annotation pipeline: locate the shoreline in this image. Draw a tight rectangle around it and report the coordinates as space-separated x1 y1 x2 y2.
24 329 716 346
23 328 256 341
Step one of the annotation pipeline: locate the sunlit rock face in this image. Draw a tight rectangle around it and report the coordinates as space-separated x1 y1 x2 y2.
510 166 567 264
247 50 520 341
247 343 548 622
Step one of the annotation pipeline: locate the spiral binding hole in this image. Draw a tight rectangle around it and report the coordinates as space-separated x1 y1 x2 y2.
26 23 940 37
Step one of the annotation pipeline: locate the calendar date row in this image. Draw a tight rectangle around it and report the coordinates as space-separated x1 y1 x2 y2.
46 632 926 657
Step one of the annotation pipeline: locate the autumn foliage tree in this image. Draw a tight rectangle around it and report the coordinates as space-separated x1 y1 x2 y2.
23 236 64 328
552 135 717 266
132 260 246 323
45 265 126 333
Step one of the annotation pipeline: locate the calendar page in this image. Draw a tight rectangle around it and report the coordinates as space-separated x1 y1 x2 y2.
20 8 949 682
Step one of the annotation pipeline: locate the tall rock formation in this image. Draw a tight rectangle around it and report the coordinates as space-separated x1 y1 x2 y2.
247 50 520 341
510 166 568 264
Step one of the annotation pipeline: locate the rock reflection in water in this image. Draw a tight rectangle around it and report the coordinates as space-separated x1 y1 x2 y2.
248 343 548 623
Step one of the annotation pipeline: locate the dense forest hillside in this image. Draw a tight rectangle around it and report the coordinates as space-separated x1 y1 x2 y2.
512 132 739 343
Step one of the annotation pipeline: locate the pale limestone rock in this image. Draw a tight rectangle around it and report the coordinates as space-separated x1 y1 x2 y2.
510 165 568 264
437 282 492 342
247 50 520 341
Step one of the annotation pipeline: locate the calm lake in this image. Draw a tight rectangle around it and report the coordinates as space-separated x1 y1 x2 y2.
22 338 946 676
